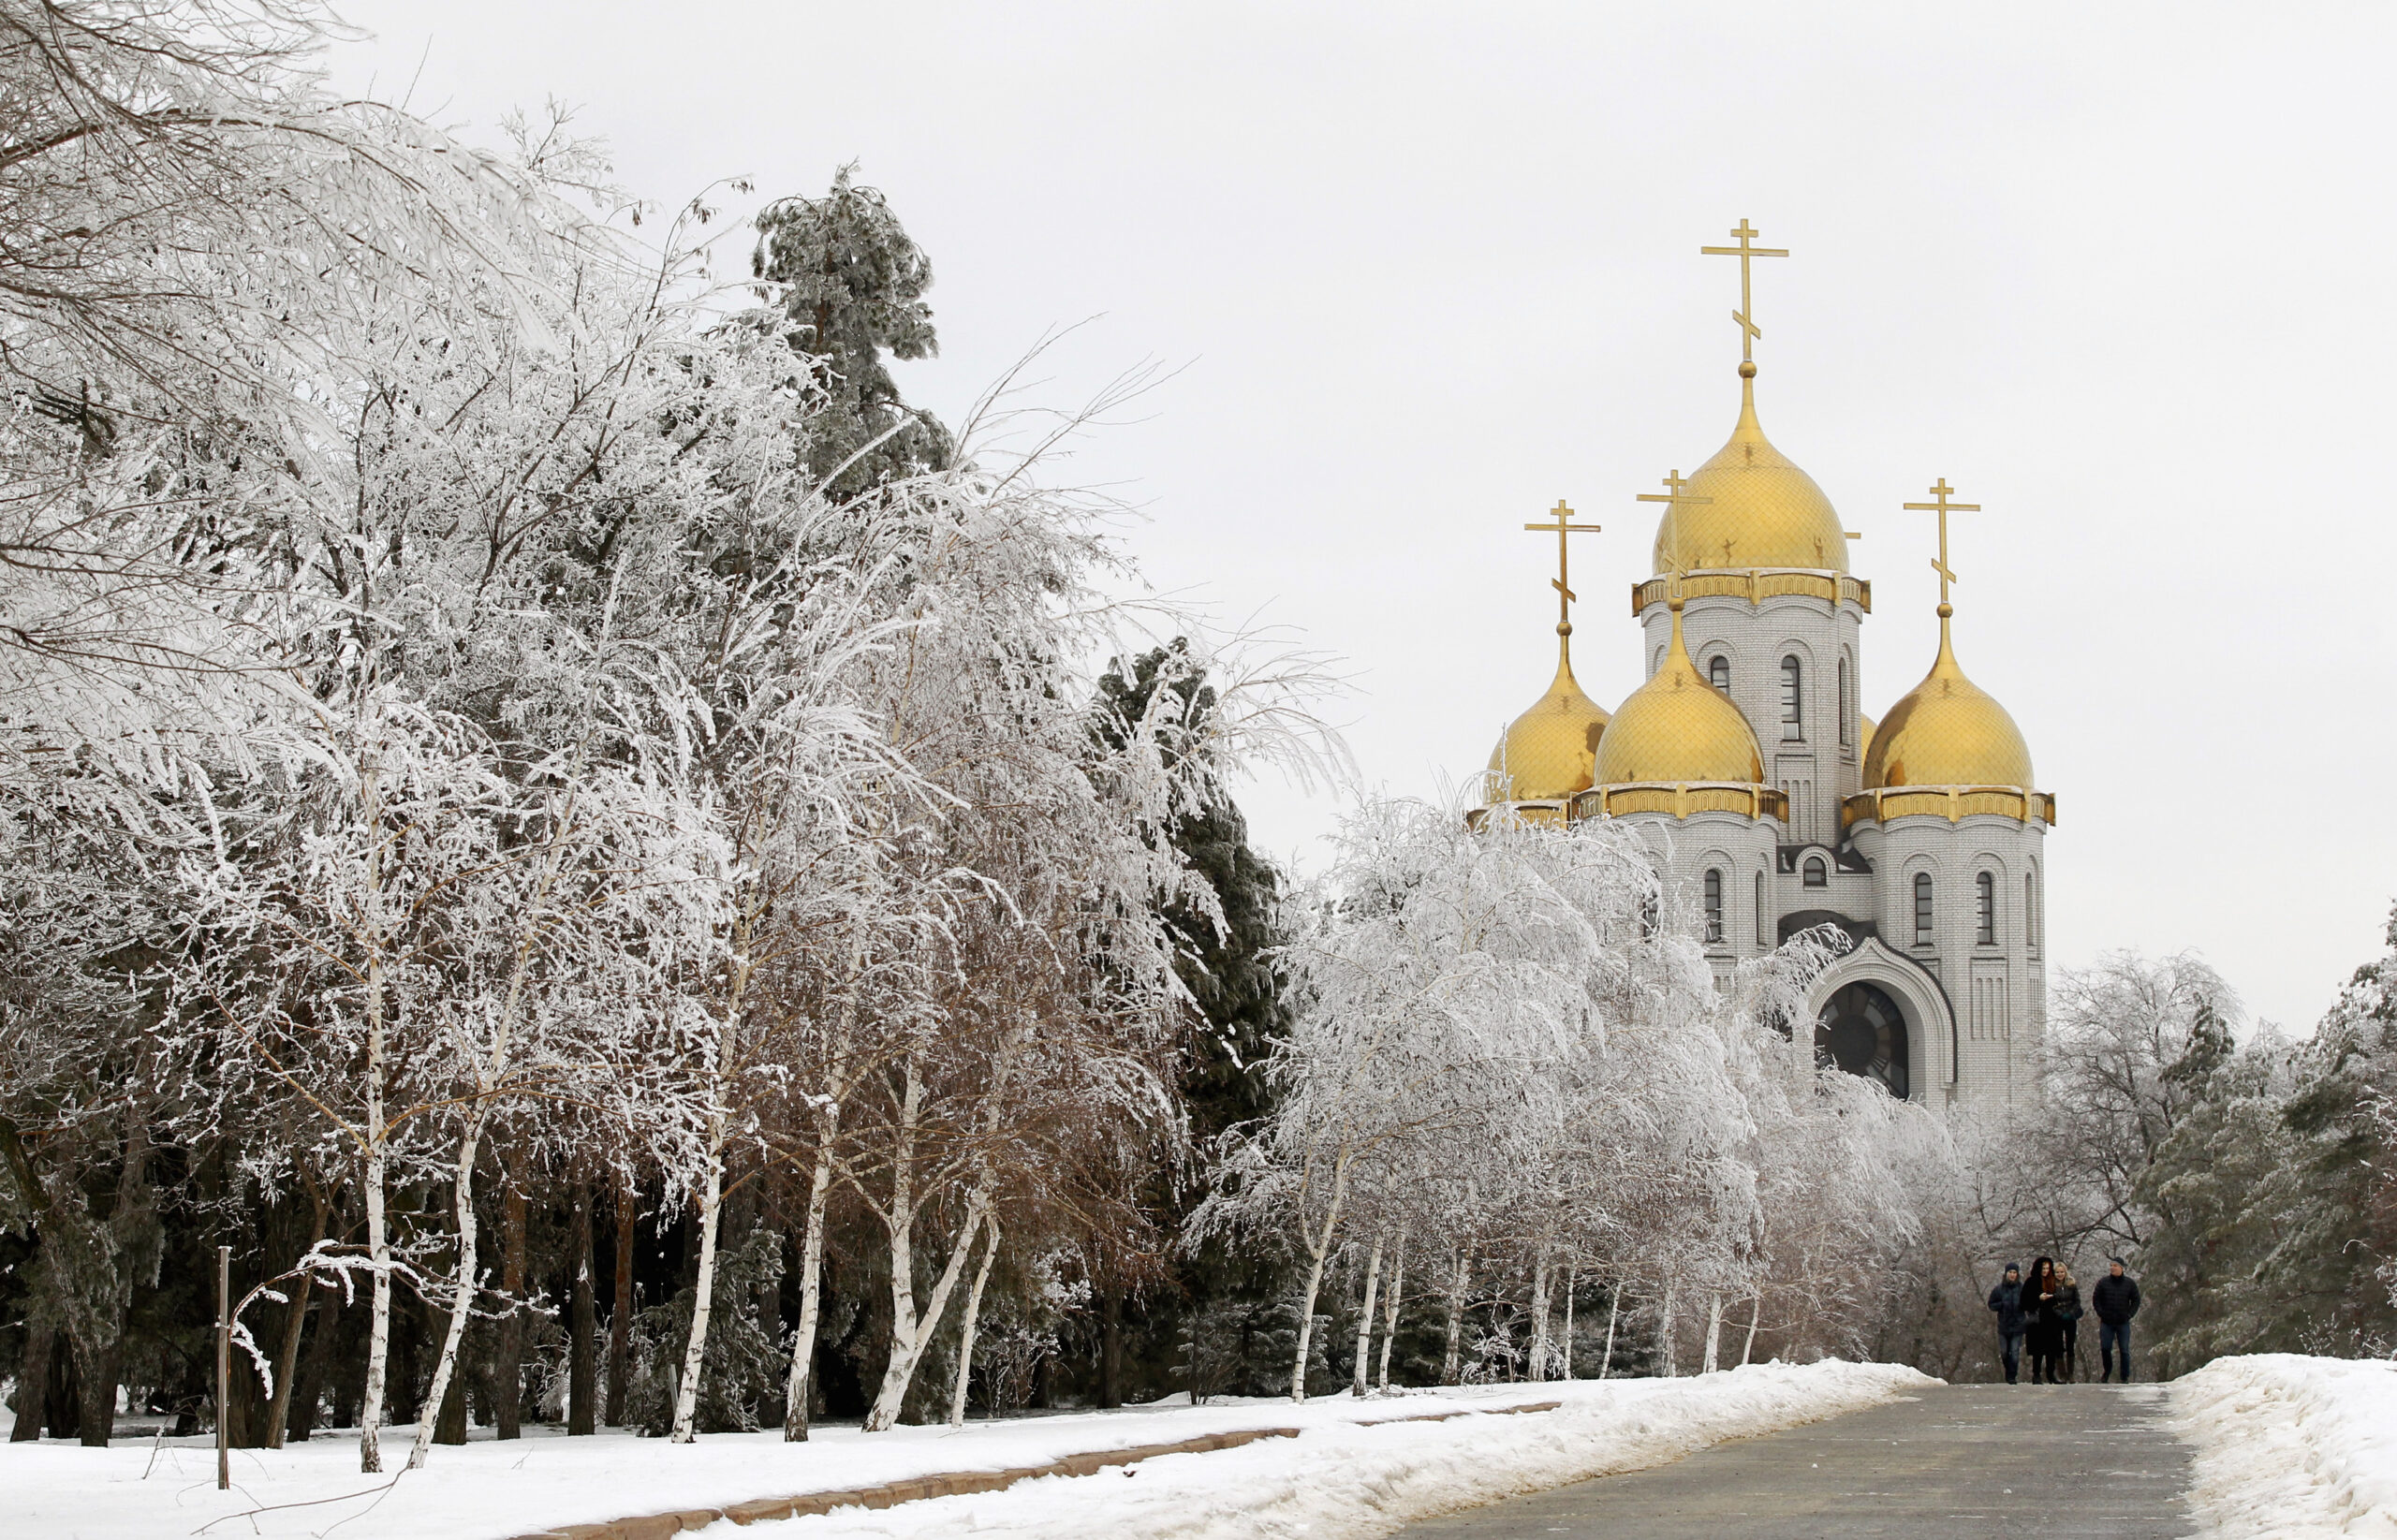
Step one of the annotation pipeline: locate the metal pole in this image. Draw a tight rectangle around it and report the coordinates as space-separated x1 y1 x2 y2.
216 1244 231 1490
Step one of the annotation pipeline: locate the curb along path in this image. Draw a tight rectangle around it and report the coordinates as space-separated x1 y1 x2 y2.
504 1401 1565 1540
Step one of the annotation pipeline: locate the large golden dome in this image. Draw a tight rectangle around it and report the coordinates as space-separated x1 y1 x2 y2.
1485 637 1610 801
1651 369 1851 575
1594 596 1763 785
1863 608 2034 789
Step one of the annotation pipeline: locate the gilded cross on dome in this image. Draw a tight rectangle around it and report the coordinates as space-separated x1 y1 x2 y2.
1522 498 1601 637
1700 219 1788 366
1636 469 1713 574
1902 477 1980 608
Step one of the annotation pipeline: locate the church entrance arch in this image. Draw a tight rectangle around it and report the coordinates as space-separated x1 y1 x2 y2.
1816 981 1909 1100
1801 936 1958 1103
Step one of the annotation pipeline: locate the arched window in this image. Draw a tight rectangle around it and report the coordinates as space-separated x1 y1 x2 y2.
1755 870 1768 946
1978 871 1997 946
1781 655 1803 741
1654 645 1667 678
2026 872 2039 951
1838 656 1851 747
1913 872 1934 944
1704 868 1725 943
1709 654 1730 693
1803 856 1828 888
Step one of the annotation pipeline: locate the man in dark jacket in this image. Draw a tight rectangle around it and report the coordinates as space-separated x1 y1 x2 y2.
1986 1264 2026 1385
2092 1257 2142 1383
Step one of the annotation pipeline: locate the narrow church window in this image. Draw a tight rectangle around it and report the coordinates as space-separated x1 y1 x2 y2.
2026 873 2038 950
1913 872 1934 944
1803 856 1827 888
1709 654 1729 693
1781 655 1803 740
1704 868 1724 942
1838 656 1851 746
1755 871 1767 946
1976 871 1996 945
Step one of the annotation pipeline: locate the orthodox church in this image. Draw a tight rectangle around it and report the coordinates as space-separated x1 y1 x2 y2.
1476 224 2051 1112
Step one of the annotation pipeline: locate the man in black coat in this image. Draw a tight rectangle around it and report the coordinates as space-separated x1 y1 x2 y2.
2092 1257 2142 1383
1986 1264 2026 1385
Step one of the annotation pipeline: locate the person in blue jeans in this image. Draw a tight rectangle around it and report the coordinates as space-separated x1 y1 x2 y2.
1986 1263 2026 1384
2091 1257 2142 1382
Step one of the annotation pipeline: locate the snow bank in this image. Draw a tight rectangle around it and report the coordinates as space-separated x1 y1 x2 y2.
2175 1354 2397 1539
723 1360 1931 1540
0 1362 1927 1540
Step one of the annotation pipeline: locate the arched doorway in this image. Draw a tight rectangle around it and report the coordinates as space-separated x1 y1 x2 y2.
1816 981 1910 1100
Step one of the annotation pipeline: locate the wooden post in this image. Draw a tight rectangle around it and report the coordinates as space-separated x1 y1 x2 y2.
215 1245 231 1490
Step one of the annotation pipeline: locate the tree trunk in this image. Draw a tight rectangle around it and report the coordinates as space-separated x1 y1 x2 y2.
10 1325 53 1442
1097 1283 1125 1410
1659 1282 1678 1377
607 1173 634 1427
495 1184 527 1439
1527 1249 1551 1384
1702 1292 1723 1374
287 1262 348 1442
864 1173 989 1432
1376 1231 1407 1390
1287 1159 1349 1403
669 1119 729 1444
1600 1288 1619 1380
782 1134 838 1442
1560 1264 1576 1381
1741 1293 1761 1367
1441 1249 1468 1386
74 1342 117 1446
409 1122 488 1469
358 955 391 1474
1350 1235 1382 1397
266 1181 332 1449
568 1181 597 1436
949 1217 998 1427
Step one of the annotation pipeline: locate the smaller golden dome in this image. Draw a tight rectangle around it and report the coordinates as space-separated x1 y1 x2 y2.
1594 596 1764 785
1864 608 2035 789
1484 634 1610 802
1652 370 1850 576
1858 712 1878 763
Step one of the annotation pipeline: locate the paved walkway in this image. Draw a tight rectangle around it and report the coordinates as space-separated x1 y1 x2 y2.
1389 1384 2192 1539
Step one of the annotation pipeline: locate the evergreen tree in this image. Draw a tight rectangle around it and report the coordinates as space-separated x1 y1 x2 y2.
753 165 953 500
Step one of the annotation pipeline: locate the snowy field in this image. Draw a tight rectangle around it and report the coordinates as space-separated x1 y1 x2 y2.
0 1361 1929 1540
2175 1354 2397 1538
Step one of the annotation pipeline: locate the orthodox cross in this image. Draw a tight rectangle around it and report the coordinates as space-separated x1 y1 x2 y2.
1699 219 1788 364
1523 498 1602 633
1902 477 1979 606
1636 469 1713 573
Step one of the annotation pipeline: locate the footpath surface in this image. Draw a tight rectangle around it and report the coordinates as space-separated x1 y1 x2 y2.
1386 1383 2193 1540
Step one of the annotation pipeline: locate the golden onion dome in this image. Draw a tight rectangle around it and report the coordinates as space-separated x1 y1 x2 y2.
1593 594 1763 785
1863 606 2035 789
1858 711 1878 763
1484 633 1610 802
1651 366 1851 576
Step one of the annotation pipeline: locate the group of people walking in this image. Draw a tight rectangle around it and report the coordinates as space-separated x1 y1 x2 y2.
1986 1256 2142 1384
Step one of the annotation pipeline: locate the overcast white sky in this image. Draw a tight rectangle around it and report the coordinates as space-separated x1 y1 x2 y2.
331 2 2396 1034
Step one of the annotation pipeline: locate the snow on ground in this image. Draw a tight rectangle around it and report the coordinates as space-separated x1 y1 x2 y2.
2174 1353 2397 1539
0 1361 1928 1540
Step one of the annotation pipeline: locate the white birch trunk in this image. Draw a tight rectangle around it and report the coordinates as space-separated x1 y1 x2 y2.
866 1195 986 1430
1599 1288 1619 1380
1741 1293 1761 1367
407 1116 487 1469
1375 1230 1406 1390
1350 1235 1383 1398
1441 1248 1468 1386
1660 1281 1678 1377
1527 1249 1551 1384
1560 1264 1576 1381
782 1121 838 1441
1702 1291 1722 1374
667 1112 727 1443
1287 1157 1349 1403
948 1216 998 1427
357 942 390 1474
